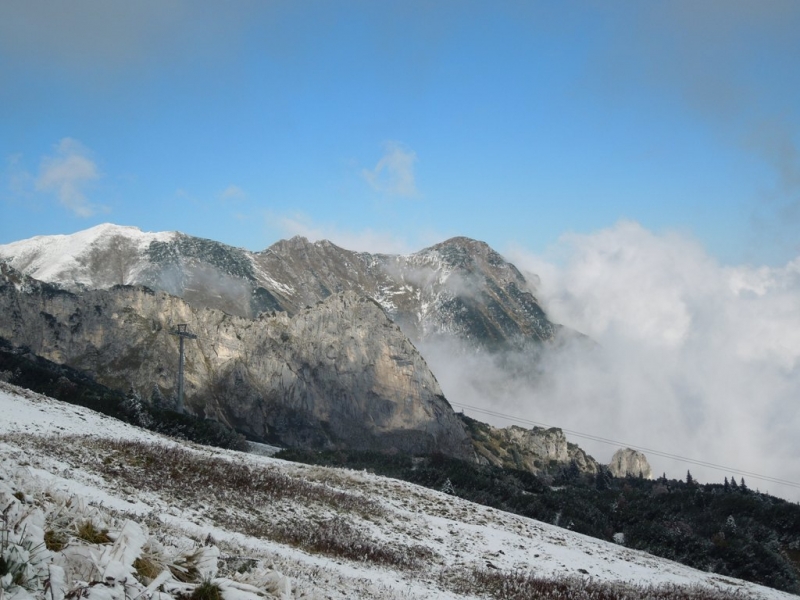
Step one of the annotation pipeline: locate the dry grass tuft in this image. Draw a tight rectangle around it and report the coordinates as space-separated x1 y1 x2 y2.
133 556 163 581
43 530 66 551
76 521 111 544
189 580 222 600
446 567 761 600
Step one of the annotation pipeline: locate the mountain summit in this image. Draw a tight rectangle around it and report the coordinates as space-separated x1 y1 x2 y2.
0 225 579 467
0 260 471 456
0 225 559 352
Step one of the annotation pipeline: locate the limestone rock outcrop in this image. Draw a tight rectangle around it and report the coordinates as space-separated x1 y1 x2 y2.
461 415 600 475
0 262 471 458
608 448 653 479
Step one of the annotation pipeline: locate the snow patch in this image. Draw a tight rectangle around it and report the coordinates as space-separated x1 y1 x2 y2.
0 224 175 285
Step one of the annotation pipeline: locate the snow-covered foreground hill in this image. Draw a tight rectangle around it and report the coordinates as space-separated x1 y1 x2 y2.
0 383 793 600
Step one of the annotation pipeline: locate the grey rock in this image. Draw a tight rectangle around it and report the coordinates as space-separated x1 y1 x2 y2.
608 448 653 479
253 235 558 349
0 262 471 458
0 225 559 351
461 416 600 476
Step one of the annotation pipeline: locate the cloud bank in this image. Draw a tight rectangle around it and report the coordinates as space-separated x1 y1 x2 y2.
425 221 800 500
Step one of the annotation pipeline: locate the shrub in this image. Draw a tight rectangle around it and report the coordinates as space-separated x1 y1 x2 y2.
190 580 222 600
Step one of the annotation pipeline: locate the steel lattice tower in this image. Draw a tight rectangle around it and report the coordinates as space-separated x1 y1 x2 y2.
170 323 197 410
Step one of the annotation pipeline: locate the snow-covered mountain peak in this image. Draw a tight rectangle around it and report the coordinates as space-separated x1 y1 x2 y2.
0 223 175 286
1 224 557 347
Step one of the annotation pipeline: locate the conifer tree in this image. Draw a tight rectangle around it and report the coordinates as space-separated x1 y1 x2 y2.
441 478 455 495
595 469 610 491
726 515 737 533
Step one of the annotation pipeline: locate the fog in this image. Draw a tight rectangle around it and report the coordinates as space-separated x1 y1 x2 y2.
423 221 800 500
156 263 253 318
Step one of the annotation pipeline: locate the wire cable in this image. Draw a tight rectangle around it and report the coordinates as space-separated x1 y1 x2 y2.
450 400 800 490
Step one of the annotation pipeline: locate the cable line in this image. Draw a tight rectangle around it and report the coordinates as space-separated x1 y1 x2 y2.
450 400 800 490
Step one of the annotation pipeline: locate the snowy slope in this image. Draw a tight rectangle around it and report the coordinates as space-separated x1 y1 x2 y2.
0 383 792 600
0 223 175 286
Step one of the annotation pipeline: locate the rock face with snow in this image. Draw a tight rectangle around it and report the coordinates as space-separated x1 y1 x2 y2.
608 448 653 479
253 235 558 349
0 225 632 475
0 224 272 318
0 262 471 457
461 416 600 475
0 225 558 351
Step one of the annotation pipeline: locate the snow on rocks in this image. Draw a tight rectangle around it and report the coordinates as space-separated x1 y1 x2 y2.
0 223 174 287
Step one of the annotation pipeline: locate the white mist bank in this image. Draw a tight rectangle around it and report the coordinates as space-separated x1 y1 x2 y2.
429 221 800 501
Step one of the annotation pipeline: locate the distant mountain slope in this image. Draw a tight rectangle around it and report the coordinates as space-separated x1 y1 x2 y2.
0 261 470 457
253 235 557 349
0 223 175 285
0 225 558 350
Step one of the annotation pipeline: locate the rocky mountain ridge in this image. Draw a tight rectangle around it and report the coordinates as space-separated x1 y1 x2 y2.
0 261 470 457
464 418 601 475
0 224 558 351
0 226 646 479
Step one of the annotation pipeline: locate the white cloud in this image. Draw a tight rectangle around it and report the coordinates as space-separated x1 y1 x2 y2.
220 184 246 201
361 141 419 197
521 222 720 348
513 222 800 496
426 221 800 499
35 138 101 217
274 213 415 255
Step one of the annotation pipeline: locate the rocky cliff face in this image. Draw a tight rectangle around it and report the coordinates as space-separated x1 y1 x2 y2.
461 416 658 480
0 262 471 458
0 226 645 476
253 235 558 349
460 415 600 476
608 448 653 479
0 225 558 351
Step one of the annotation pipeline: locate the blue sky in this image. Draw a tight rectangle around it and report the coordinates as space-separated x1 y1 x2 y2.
3 1 800 495
1 1 799 265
